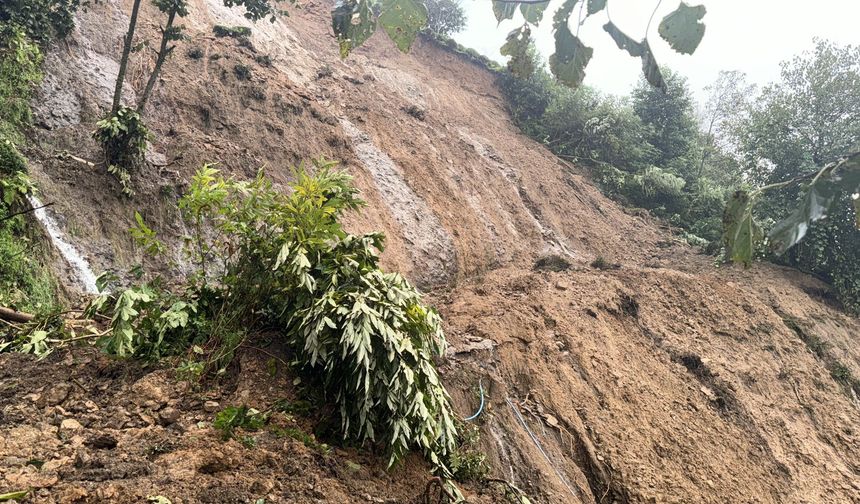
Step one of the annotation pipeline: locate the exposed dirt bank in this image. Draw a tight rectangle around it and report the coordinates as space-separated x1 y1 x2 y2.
3 0 858 502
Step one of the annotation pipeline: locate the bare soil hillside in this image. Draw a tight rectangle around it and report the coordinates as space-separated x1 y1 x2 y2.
2 0 858 502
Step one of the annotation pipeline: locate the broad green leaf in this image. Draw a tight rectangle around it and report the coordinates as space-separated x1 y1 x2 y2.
552 0 578 29
769 153 860 254
378 0 428 53
658 2 706 55
332 0 376 58
723 190 762 266
500 25 534 78
0 490 28 502
768 180 838 255
549 23 592 88
603 21 665 91
492 1 517 24
520 1 549 24
603 21 642 56
587 0 606 15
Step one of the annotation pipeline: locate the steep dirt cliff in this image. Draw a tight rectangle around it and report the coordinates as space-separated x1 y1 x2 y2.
2 0 859 502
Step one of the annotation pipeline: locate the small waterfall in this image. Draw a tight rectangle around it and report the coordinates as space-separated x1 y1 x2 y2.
26 195 99 294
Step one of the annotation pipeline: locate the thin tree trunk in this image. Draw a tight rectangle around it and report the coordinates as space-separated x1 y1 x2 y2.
111 0 144 115
137 8 178 115
697 118 716 179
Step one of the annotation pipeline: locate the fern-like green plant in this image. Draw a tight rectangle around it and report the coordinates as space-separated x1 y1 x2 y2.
177 162 457 469
92 106 150 196
83 161 457 473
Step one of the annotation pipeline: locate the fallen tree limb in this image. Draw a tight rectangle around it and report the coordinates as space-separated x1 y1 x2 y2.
0 201 53 222
0 307 35 324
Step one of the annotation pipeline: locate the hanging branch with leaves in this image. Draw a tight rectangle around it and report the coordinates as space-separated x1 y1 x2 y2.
331 0 707 91
723 151 860 265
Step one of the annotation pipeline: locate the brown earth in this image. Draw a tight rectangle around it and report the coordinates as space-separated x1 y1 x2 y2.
2 0 859 502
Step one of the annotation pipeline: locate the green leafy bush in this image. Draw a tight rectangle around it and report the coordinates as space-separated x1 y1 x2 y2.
0 27 42 142
0 170 57 315
627 166 687 215
213 25 251 38
0 0 80 46
213 405 266 440
92 106 150 196
182 163 457 468
85 162 458 471
0 230 57 314
0 26 57 315
0 137 26 176
447 422 488 482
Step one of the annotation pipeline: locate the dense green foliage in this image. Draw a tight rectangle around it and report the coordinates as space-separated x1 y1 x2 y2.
726 40 860 312
0 0 80 46
0 28 43 143
499 53 740 247
0 24 57 314
92 107 150 196
500 37 859 311
83 163 457 471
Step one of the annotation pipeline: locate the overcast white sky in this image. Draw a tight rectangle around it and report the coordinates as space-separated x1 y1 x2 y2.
454 0 860 102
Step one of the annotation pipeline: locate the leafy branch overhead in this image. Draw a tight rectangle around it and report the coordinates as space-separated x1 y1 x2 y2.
332 0 707 90
723 152 860 266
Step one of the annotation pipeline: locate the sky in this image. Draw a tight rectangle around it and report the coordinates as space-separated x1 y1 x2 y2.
454 0 860 103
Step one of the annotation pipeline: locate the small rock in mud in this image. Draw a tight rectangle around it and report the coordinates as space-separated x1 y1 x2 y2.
60 418 83 431
158 407 181 426
131 375 170 408
40 383 73 406
85 434 117 450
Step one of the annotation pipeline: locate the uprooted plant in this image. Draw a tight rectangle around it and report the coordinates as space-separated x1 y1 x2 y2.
77 160 459 474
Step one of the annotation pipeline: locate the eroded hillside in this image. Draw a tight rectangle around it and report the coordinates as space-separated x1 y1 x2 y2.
2 0 858 502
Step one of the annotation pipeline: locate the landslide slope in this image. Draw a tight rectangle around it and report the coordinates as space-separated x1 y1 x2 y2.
2 0 858 502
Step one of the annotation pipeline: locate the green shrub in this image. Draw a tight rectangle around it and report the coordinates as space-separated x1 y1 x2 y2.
0 136 26 176
92 106 150 196
85 162 458 472
0 230 57 314
626 166 687 215
0 0 79 46
0 28 43 141
213 25 251 38
447 422 488 482
213 405 266 440
233 63 251 80
0 170 58 315
0 26 58 316
783 196 860 314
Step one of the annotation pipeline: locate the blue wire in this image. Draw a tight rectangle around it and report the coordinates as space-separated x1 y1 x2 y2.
464 378 485 421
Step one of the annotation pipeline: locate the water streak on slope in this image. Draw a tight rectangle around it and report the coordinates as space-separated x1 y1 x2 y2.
26 195 99 294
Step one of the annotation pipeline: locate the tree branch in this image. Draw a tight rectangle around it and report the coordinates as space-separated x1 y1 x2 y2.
0 307 35 324
0 201 53 222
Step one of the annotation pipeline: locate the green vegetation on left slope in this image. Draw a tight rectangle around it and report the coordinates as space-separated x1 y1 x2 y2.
0 25 59 313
